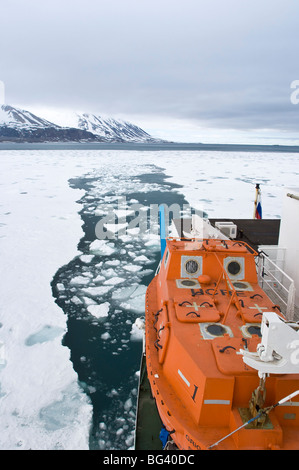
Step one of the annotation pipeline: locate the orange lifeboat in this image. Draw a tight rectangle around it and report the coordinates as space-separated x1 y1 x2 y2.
145 237 299 450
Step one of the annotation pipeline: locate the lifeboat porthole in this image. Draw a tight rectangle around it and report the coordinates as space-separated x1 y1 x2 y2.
185 259 200 275
181 255 202 278
227 260 242 276
223 256 245 281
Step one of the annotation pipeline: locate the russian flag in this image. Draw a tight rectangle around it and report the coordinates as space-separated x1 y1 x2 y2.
255 184 262 219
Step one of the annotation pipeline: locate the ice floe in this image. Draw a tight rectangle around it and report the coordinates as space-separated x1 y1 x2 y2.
80 254 95 263
130 318 145 342
70 275 91 286
82 285 113 297
123 264 142 272
89 239 116 256
87 302 110 319
25 325 66 346
103 276 125 286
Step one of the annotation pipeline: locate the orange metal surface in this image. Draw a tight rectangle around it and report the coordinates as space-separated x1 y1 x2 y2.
145 238 299 450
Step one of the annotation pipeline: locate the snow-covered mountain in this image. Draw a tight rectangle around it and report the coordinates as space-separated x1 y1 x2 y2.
0 105 159 143
76 113 153 142
36 109 157 143
0 105 58 129
0 105 100 143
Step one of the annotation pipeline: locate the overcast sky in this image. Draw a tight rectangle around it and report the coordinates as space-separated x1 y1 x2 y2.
1 0 299 143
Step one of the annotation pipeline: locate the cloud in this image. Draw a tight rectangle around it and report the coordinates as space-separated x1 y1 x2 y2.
1 0 299 136
0 81 4 104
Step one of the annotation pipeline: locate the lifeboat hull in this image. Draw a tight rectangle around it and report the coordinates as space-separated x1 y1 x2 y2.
145 238 299 450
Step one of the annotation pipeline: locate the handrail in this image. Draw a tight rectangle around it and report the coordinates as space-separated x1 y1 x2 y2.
257 251 295 321
166 237 258 255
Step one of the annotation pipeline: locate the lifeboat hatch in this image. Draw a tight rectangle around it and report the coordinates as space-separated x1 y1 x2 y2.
241 323 262 338
231 281 253 292
176 279 201 289
200 322 233 339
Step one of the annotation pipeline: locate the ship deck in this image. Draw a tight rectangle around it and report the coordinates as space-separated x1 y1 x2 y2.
210 218 281 250
171 218 281 250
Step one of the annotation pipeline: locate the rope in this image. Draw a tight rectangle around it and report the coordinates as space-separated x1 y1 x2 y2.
208 389 299 450
207 411 264 449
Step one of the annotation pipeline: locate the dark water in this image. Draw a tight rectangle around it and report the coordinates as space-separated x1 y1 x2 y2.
51 166 189 449
1 141 299 152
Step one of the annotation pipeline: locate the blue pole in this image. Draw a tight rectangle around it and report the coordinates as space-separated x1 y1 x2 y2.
159 205 166 260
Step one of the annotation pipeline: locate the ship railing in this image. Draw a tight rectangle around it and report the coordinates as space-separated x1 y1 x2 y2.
257 250 295 321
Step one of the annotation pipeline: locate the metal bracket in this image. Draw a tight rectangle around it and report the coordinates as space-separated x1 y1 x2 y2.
240 312 299 375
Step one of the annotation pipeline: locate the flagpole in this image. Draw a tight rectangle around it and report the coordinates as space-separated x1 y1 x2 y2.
253 184 259 219
253 183 262 219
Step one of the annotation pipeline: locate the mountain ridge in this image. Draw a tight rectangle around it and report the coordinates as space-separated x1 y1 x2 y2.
0 105 160 143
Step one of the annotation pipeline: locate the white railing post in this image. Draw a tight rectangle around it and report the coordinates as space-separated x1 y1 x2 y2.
286 281 295 321
257 250 295 320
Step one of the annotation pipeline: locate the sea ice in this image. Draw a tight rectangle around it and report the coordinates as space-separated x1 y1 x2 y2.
103 223 128 233
70 296 83 305
138 268 153 276
113 208 135 218
82 285 112 297
82 296 97 306
123 264 142 272
102 267 117 278
105 259 121 266
25 325 66 346
144 238 160 250
94 208 105 216
103 276 125 286
87 302 110 319
117 285 147 313
111 285 139 301
124 398 133 411
70 276 90 286
133 255 151 263
101 332 111 340
130 318 145 342
126 227 140 236
39 383 84 432
89 239 116 256
0 151 93 450
80 254 94 263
